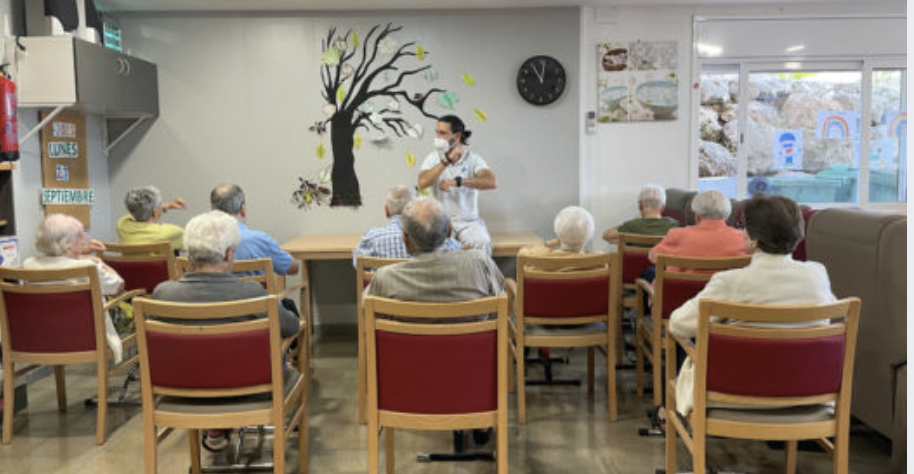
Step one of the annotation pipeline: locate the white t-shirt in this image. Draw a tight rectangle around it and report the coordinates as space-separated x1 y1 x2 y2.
420 150 491 221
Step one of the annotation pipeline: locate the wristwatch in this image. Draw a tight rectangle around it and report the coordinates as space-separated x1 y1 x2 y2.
455 176 463 187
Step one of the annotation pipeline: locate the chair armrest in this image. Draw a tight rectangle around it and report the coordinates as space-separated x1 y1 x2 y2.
669 333 696 360
103 289 146 311
282 320 308 354
635 278 654 298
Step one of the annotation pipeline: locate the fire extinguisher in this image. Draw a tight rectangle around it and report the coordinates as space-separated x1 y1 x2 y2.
0 71 19 162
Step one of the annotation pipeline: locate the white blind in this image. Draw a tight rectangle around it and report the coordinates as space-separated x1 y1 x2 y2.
696 17 906 60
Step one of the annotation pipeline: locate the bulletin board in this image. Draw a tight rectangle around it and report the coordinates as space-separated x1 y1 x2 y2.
40 112 91 227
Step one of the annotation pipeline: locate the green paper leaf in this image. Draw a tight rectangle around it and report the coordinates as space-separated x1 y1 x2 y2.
322 48 341 66
438 91 458 110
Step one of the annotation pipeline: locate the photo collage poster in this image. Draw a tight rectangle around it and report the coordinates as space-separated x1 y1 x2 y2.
597 40 679 123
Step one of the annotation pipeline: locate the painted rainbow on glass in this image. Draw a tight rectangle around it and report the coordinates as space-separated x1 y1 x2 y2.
820 115 850 139
888 112 907 138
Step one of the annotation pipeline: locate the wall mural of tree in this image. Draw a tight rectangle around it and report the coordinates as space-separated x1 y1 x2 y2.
293 23 481 209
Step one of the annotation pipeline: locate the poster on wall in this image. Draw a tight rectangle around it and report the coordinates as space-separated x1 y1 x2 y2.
816 111 858 140
40 112 91 227
596 40 679 123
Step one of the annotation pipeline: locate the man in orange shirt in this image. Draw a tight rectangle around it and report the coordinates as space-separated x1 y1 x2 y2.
648 190 746 267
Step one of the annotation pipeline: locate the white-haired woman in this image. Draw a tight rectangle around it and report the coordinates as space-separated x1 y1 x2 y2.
23 214 127 362
648 190 746 265
519 206 598 267
117 185 187 251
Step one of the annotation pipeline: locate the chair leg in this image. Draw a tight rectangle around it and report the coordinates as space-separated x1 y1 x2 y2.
368 420 380 474
587 347 595 395
517 343 527 424
273 424 285 474
96 363 108 445
607 342 617 422
2 360 14 444
188 429 202 474
144 423 159 474
785 440 798 474
54 365 67 412
358 309 367 425
834 431 849 474
692 430 706 474
665 407 677 474
652 333 663 407
635 332 645 397
385 428 395 474
299 394 309 474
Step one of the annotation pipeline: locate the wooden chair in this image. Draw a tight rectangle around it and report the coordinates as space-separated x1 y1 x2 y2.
364 295 509 474
634 254 750 406
508 253 619 423
617 233 664 359
133 295 309 474
97 241 177 294
176 256 279 294
355 256 406 425
0 265 143 445
665 297 861 474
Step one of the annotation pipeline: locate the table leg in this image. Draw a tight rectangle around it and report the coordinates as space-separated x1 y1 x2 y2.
299 259 313 363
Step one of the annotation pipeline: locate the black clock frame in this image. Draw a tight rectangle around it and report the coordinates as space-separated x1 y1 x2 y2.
516 55 566 106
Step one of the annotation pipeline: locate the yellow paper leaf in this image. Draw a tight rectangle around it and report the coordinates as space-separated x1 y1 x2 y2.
353 134 362 150
416 44 426 60
417 187 430 196
405 148 416 167
316 142 326 159
351 32 360 48
336 86 346 104
304 192 313 203
473 107 488 122
462 71 475 86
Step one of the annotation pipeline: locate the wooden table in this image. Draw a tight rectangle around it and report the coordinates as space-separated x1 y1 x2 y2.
281 231 542 332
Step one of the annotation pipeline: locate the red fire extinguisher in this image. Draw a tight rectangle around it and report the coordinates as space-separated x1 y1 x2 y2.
0 72 19 162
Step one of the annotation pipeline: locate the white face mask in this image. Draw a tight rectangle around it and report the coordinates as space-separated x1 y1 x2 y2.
434 137 452 153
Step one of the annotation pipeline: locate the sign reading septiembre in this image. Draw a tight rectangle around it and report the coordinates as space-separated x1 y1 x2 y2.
42 188 95 205
48 141 79 158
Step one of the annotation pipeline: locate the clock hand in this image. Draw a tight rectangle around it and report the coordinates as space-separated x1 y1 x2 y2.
533 61 545 84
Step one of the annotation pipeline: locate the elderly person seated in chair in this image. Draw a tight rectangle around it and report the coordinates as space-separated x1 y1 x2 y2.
647 189 746 279
666 194 836 419
117 185 187 253
152 210 300 452
603 185 679 245
519 206 600 270
23 214 127 361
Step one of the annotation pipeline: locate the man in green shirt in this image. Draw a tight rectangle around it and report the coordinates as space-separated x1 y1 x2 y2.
602 185 679 244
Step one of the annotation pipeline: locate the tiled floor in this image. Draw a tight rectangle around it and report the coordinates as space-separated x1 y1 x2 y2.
0 327 895 473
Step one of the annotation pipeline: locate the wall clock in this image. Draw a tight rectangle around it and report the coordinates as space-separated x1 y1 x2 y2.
516 55 566 106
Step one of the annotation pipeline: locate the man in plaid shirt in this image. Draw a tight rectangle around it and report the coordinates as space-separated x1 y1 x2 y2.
353 186 461 267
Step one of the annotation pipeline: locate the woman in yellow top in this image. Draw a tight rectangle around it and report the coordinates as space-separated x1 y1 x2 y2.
116 185 187 252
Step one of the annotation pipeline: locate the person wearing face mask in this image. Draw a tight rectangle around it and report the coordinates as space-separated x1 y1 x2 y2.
417 115 498 254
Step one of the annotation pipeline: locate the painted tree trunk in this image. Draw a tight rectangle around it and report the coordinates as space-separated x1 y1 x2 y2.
329 112 361 207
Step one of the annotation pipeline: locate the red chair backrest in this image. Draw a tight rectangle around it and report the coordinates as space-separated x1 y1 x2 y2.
622 252 652 283
145 327 272 390
523 275 610 318
659 276 708 320
376 329 497 414
3 290 97 352
707 332 846 397
105 259 171 294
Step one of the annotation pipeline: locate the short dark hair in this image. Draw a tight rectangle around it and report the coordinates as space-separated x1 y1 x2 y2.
438 115 472 145
744 194 804 255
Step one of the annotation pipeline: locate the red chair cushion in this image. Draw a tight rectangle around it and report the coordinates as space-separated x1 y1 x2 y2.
376 330 497 414
106 260 170 294
4 291 97 352
524 276 609 318
707 333 845 397
146 328 272 389
660 277 707 320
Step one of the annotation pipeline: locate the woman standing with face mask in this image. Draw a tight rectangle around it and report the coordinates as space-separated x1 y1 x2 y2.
417 115 498 255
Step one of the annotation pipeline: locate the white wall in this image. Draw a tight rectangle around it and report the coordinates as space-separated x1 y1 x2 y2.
110 8 581 325
580 2 906 252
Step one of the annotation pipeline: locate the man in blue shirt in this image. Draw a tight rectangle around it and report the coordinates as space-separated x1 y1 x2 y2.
352 185 461 268
210 183 299 277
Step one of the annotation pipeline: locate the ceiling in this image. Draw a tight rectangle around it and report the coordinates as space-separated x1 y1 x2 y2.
97 0 889 14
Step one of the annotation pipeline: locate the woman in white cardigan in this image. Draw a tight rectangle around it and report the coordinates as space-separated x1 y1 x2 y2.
668 194 836 416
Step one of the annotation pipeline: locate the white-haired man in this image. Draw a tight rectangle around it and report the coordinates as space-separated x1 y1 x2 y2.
352 185 461 267
152 210 300 452
602 185 679 245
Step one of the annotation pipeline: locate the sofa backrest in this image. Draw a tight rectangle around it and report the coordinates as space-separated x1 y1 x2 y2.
806 208 906 437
